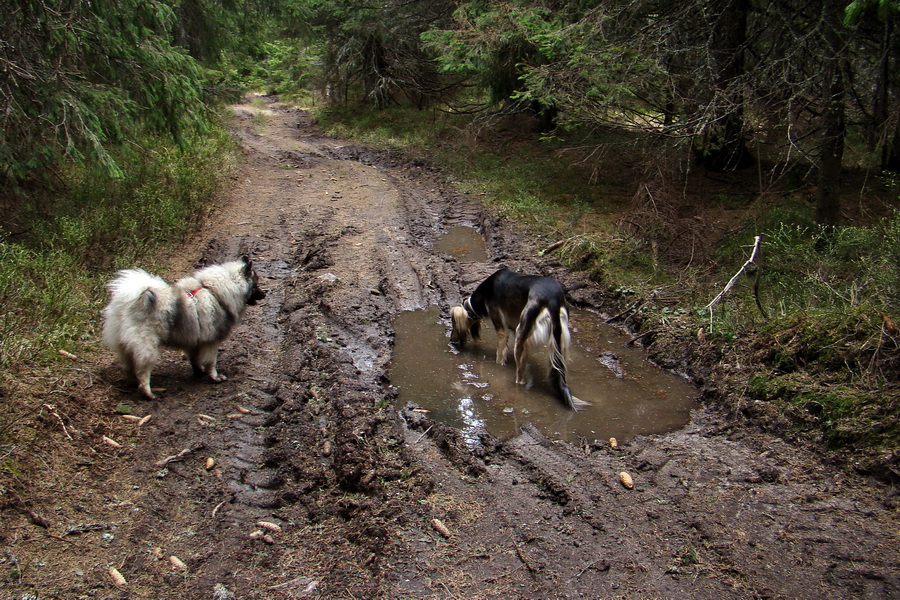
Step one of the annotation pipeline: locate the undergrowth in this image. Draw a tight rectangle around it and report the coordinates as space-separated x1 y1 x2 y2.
0 124 237 370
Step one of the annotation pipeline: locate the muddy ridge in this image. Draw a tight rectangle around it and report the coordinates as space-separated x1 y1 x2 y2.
2 99 897 600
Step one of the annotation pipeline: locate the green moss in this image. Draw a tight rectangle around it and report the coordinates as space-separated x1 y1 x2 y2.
747 370 898 452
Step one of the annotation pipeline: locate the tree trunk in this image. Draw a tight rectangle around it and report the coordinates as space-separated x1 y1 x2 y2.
698 0 752 172
884 124 900 172
816 1 846 228
817 82 844 228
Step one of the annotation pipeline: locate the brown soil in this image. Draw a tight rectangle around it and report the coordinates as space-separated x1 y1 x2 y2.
2 99 898 600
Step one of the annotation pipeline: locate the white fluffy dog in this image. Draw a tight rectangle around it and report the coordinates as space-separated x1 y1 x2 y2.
102 256 265 399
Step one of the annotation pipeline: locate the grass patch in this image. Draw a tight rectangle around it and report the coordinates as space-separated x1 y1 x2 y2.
718 205 900 319
749 371 899 452
0 123 237 370
0 244 94 365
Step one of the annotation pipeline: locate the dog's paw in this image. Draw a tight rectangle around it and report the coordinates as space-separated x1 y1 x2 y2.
209 373 227 383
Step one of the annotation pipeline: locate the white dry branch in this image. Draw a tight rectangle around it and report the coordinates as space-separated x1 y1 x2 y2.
705 235 762 332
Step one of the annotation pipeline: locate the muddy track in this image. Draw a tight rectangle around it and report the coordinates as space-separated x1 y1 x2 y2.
5 99 898 600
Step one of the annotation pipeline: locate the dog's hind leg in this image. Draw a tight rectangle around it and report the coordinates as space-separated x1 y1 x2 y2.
513 303 543 385
495 326 511 365
190 344 226 383
129 346 160 400
114 348 137 386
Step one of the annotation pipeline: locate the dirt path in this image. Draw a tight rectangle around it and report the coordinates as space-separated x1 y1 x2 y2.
4 99 898 599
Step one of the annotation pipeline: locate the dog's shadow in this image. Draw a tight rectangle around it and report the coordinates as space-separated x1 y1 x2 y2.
101 353 236 401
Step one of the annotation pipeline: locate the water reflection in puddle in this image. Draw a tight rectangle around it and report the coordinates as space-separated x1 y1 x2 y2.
433 226 488 262
390 306 697 444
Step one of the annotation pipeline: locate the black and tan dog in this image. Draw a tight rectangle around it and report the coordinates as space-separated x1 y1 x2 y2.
450 268 585 409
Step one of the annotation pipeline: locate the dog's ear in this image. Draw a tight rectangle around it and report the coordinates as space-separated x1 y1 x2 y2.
450 306 470 347
470 319 482 342
241 255 252 275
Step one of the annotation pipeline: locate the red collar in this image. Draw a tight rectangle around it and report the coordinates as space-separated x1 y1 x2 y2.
187 286 205 298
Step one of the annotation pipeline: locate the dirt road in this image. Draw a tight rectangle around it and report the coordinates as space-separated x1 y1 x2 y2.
4 99 898 599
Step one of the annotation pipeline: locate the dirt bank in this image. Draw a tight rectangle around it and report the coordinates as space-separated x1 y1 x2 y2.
2 99 897 600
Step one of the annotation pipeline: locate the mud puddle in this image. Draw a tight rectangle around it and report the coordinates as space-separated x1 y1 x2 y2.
390 305 697 444
433 225 488 262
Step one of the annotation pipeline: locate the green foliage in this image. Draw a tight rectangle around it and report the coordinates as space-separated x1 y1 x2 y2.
423 2 564 105
234 40 318 101
845 0 900 24
518 15 667 131
748 370 899 452
0 0 235 187
423 1 670 130
294 0 453 108
0 0 260 373
30 127 236 268
0 243 93 366
0 125 236 368
719 208 900 316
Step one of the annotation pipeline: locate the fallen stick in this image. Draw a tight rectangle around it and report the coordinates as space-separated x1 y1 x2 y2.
155 447 193 467
705 235 762 332
539 233 592 256
43 404 73 440
539 238 567 255
267 575 319 592
415 424 434 444
626 329 660 347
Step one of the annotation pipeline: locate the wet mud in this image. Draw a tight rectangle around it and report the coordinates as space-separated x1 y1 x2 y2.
3 99 898 600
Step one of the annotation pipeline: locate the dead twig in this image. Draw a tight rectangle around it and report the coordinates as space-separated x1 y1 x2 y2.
539 238 567 255
415 424 434 444
154 445 202 467
8 490 51 528
439 581 462 600
539 234 588 256
626 330 661 347
43 404 72 440
266 575 319 592
705 235 762 332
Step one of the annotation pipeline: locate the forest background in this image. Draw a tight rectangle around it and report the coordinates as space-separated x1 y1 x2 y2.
1 0 898 475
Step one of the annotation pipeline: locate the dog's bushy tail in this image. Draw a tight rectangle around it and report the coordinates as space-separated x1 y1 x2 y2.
106 269 167 308
103 270 173 350
544 307 588 410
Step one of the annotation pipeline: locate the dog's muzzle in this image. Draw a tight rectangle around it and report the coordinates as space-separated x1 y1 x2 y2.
248 283 266 306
